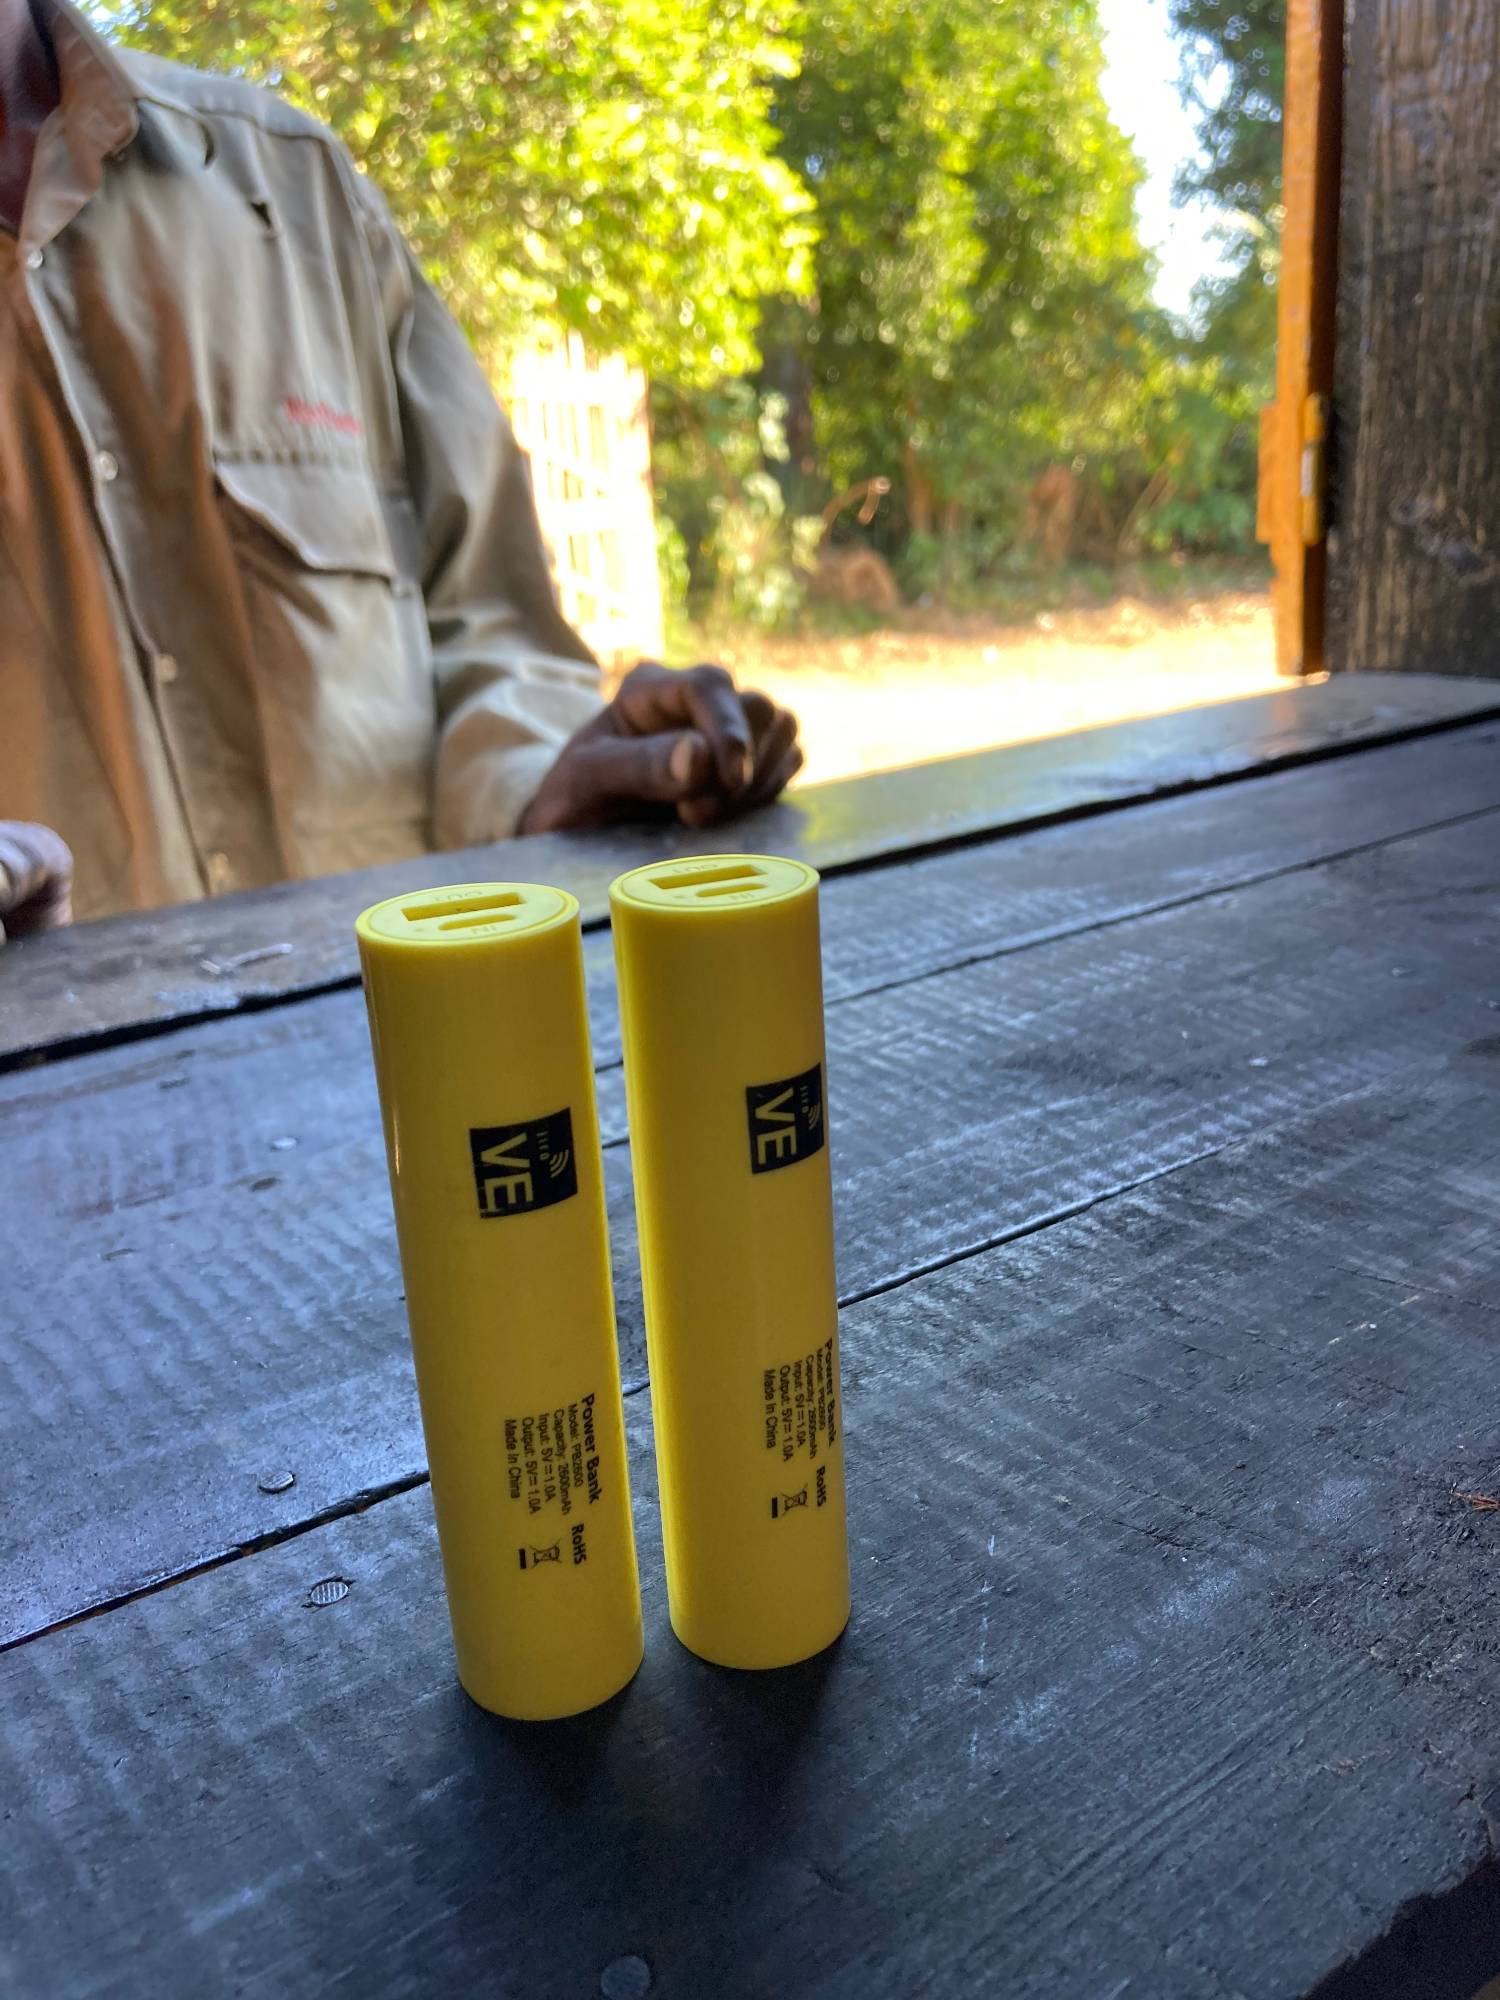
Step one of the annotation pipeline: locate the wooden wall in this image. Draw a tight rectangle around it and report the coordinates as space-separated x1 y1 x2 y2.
1328 0 1500 675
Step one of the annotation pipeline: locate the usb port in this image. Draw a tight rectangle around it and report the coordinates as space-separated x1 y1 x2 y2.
402 890 523 924
648 862 763 894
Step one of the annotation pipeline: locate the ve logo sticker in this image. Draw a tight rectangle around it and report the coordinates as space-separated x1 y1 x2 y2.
469 1109 577 1218
745 1063 826 1175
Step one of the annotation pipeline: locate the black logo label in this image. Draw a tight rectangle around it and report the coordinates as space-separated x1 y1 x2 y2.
746 1063 825 1175
470 1109 577 1218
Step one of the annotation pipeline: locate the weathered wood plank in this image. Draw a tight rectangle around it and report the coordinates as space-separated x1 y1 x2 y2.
4 716 1498 1155
4 1049 1499 2000
4 785 1499 1647
1329 0 1500 678
3 673 1498 1068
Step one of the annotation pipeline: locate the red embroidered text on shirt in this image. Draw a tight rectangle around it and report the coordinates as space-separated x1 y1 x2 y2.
284 396 363 437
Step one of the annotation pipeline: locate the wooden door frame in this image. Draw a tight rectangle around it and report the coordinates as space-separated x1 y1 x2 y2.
1258 0 1343 675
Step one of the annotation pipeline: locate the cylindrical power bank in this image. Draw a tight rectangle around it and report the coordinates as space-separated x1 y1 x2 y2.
356 882 642 1719
610 855 849 1668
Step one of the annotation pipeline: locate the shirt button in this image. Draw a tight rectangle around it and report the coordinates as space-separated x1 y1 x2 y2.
154 653 179 685
24 248 44 271
96 450 119 483
206 851 234 892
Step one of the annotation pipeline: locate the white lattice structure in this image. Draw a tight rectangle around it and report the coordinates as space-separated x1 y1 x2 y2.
504 335 664 668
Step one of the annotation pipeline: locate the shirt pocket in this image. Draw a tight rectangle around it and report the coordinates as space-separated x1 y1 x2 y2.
215 456 435 869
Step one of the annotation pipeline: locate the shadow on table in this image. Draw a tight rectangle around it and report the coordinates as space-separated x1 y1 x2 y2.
444 1635 846 1935
1309 1852 1500 2000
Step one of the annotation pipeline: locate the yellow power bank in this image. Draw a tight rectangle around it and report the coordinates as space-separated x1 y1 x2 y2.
356 882 643 1719
610 855 850 1668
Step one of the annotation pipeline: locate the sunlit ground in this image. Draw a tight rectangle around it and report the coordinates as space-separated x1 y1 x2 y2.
711 588 1279 788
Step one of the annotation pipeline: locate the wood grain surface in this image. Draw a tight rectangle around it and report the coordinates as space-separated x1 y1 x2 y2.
1330 0 1500 675
10 718 1500 1998
4 733 1498 1649
4 1048 1499 2000
3 674 1497 1069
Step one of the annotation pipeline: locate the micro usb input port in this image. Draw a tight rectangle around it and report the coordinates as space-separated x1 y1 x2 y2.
649 863 763 894
402 890 523 924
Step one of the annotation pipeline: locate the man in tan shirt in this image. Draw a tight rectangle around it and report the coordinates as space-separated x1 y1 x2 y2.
0 0 800 929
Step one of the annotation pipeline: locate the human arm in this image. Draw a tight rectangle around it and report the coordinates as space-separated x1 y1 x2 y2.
358 181 800 840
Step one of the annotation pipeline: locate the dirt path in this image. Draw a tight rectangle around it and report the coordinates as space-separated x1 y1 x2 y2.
709 589 1280 787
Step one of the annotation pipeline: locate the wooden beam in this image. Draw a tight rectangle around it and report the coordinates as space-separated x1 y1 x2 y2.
1261 0 1344 673
1328 0 1500 674
2 674 1498 1072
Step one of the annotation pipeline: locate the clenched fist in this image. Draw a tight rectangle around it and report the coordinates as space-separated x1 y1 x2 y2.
520 662 802 835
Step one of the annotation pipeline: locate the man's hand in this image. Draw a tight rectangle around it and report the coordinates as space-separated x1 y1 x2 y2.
0 823 73 941
519 662 802 835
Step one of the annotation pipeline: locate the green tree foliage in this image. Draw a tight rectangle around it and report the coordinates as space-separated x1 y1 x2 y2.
1169 0 1285 397
99 0 1275 613
650 379 825 625
775 0 1156 537
95 0 814 383
654 0 1270 614
1171 0 1284 218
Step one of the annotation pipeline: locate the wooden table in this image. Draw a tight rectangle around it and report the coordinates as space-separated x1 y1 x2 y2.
5 675 1500 2000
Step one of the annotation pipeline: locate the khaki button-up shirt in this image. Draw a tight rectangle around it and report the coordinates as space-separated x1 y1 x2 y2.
0 1 604 919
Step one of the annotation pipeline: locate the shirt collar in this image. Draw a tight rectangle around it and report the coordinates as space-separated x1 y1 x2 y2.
23 0 142 249
47 2 141 149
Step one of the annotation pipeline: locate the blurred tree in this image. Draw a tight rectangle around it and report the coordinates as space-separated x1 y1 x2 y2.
94 0 814 384
1171 0 1284 220
97 0 1278 613
774 0 1156 544
1168 0 1284 397
650 377 824 627
1127 349 1260 553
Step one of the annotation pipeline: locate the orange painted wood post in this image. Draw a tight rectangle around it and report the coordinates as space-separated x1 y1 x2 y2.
1259 0 1343 675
